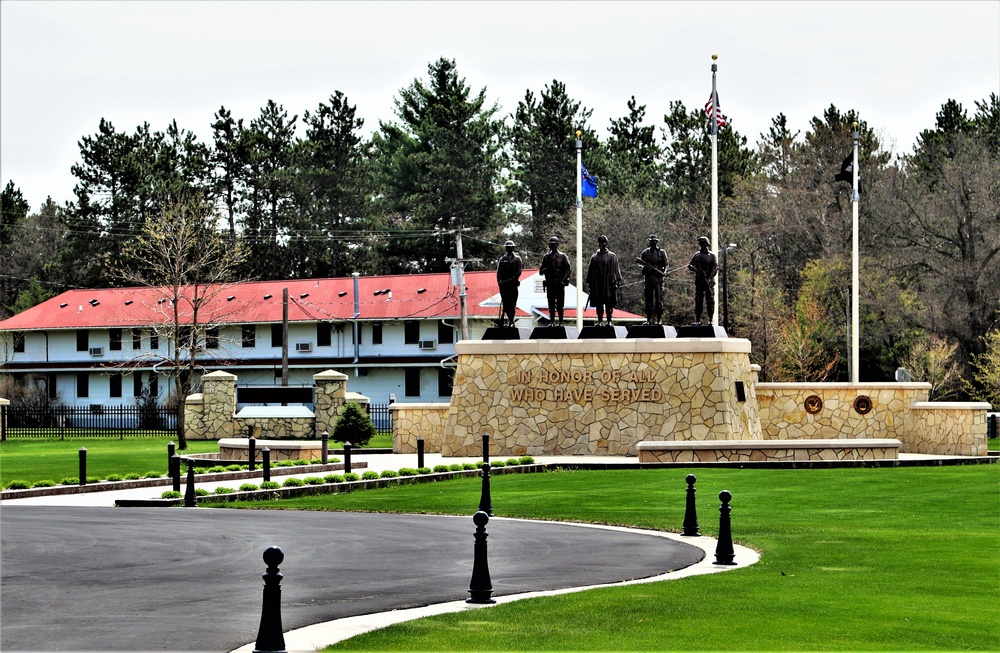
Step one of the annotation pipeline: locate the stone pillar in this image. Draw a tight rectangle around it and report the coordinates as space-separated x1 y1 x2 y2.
314 370 348 436
200 370 238 440
183 393 205 441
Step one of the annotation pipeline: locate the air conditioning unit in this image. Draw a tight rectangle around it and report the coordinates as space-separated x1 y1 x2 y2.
88 347 104 356
418 339 437 350
295 342 313 353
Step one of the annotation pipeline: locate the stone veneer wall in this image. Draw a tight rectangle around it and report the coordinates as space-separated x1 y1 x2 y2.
184 370 359 441
391 403 450 453
755 383 989 456
637 439 901 463
442 338 761 457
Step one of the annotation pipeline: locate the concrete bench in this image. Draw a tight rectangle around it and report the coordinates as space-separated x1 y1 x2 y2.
637 438 901 463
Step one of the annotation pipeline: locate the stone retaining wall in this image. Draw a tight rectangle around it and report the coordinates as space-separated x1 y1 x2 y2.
637 438 901 463
391 402 449 453
443 338 761 457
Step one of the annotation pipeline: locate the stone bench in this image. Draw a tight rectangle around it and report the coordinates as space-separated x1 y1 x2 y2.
637 438 901 463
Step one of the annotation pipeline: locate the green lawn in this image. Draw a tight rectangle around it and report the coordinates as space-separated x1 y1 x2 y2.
231 466 999 651
0 435 391 486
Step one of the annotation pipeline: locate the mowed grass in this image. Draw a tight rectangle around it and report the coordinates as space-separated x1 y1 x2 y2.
0 435 392 485
232 466 1000 651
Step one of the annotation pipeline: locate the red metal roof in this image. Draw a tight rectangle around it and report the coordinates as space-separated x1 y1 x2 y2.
0 271 542 331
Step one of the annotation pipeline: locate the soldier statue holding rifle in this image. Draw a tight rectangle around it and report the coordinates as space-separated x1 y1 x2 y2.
687 236 718 325
637 234 668 325
539 236 571 326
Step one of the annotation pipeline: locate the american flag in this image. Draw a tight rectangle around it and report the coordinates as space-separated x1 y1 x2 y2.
704 92 727 127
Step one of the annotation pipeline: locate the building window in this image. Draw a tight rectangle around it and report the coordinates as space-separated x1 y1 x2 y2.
317 322 332 347
405 368 421 397
242 325 256 348
206 327 219 349
13 332 25 353
149 375 158 399
150 333 159 349
372 322 383 345
271 324 282 348
109 328 122 351
48 373 58 400
404 320 420 344
438 321 454 345
131 328 142 350
133 373 143 398
76 329 89 352
109 373 123 398
76 372 89 398
438 367 454 397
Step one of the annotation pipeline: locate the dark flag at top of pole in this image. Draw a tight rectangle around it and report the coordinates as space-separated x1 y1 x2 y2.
834 153 861 195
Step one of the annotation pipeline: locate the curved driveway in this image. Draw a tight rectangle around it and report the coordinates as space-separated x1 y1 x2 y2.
1 506 704 652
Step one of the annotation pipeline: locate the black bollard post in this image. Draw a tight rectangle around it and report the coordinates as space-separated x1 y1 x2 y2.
184 460 197 507
713 490 737 565
171 454 181 493
478 462 494 517
78 447 87 486
417 437 425 470
167 441 175 469
321 430 329 465
482 432 490 464
682 474 701 537
466 511 496 604
248 435 257 472
261 447 271 483
988 414 998 440
253 546 287 653
343 442 352 475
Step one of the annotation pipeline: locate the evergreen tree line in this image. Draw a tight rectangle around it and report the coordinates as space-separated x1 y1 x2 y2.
1 57 997 400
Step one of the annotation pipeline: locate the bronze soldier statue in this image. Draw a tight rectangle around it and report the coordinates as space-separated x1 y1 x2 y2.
637 234 668 325
496 239 522 328
539 236 571 326
585 235 622 326
687 236 718 325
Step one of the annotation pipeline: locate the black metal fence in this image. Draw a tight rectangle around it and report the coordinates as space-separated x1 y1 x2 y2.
1 404 180 439
365 403 393 433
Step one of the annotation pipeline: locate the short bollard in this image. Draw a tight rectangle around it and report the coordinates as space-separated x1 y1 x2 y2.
466 511 495 604
184 460 197 507
482 432 490 464
417 437 425 470
478 462 494 517
248 435 257 472
79 447 87 486
713 490 737 565
170 454 181 493
682 474 700 537
343 442 352 475
321 430 329 464
253 546 287 653
167 441 175 468
261 448 271 483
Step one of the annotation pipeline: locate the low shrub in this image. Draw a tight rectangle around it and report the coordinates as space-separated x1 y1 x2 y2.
282 477 305 487
474 461 485 469
490 461 506 468
433 464 450 473
448 464 463 471
104 474 124 482
361 470 380 480
239 483 260 492
293 459 310 466
161 490 182 499
260 481 281 490
462 463 477 470
505 458 520 466
60 477 79 485
87 477 102 483
344 472 360 481
324 474 346 483
380 469 398 478
195 488 210 497
274 460 295 467
225 464 244 472
214 486 235 494
518 456 535 465
417 467 432 474
304 476 324 485
207 466 227 473
124 472 141 480
32 479 56 488
4 480 31 490
328 457 341 463
144 471 162 478
398 468 418 476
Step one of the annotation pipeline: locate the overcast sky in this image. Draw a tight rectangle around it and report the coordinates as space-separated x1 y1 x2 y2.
2 1 998 211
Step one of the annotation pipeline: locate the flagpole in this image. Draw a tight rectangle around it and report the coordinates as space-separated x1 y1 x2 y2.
575 131 584 332
850 122 860 383
710 54 720 326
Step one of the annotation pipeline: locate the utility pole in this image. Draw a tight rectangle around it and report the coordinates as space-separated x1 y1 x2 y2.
281 288 289 386
455 228 469 341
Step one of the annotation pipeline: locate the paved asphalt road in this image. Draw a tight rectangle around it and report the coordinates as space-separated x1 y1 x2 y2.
1 506 704 652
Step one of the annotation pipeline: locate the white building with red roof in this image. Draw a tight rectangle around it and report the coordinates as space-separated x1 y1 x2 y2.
0 270 640 407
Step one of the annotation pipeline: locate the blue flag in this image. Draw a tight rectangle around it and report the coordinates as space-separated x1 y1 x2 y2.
581 164 598 198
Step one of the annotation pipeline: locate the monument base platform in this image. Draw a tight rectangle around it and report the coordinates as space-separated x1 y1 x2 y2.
627 324 678 338
529 326 580 340
676 324 728 338
482 326 534 340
